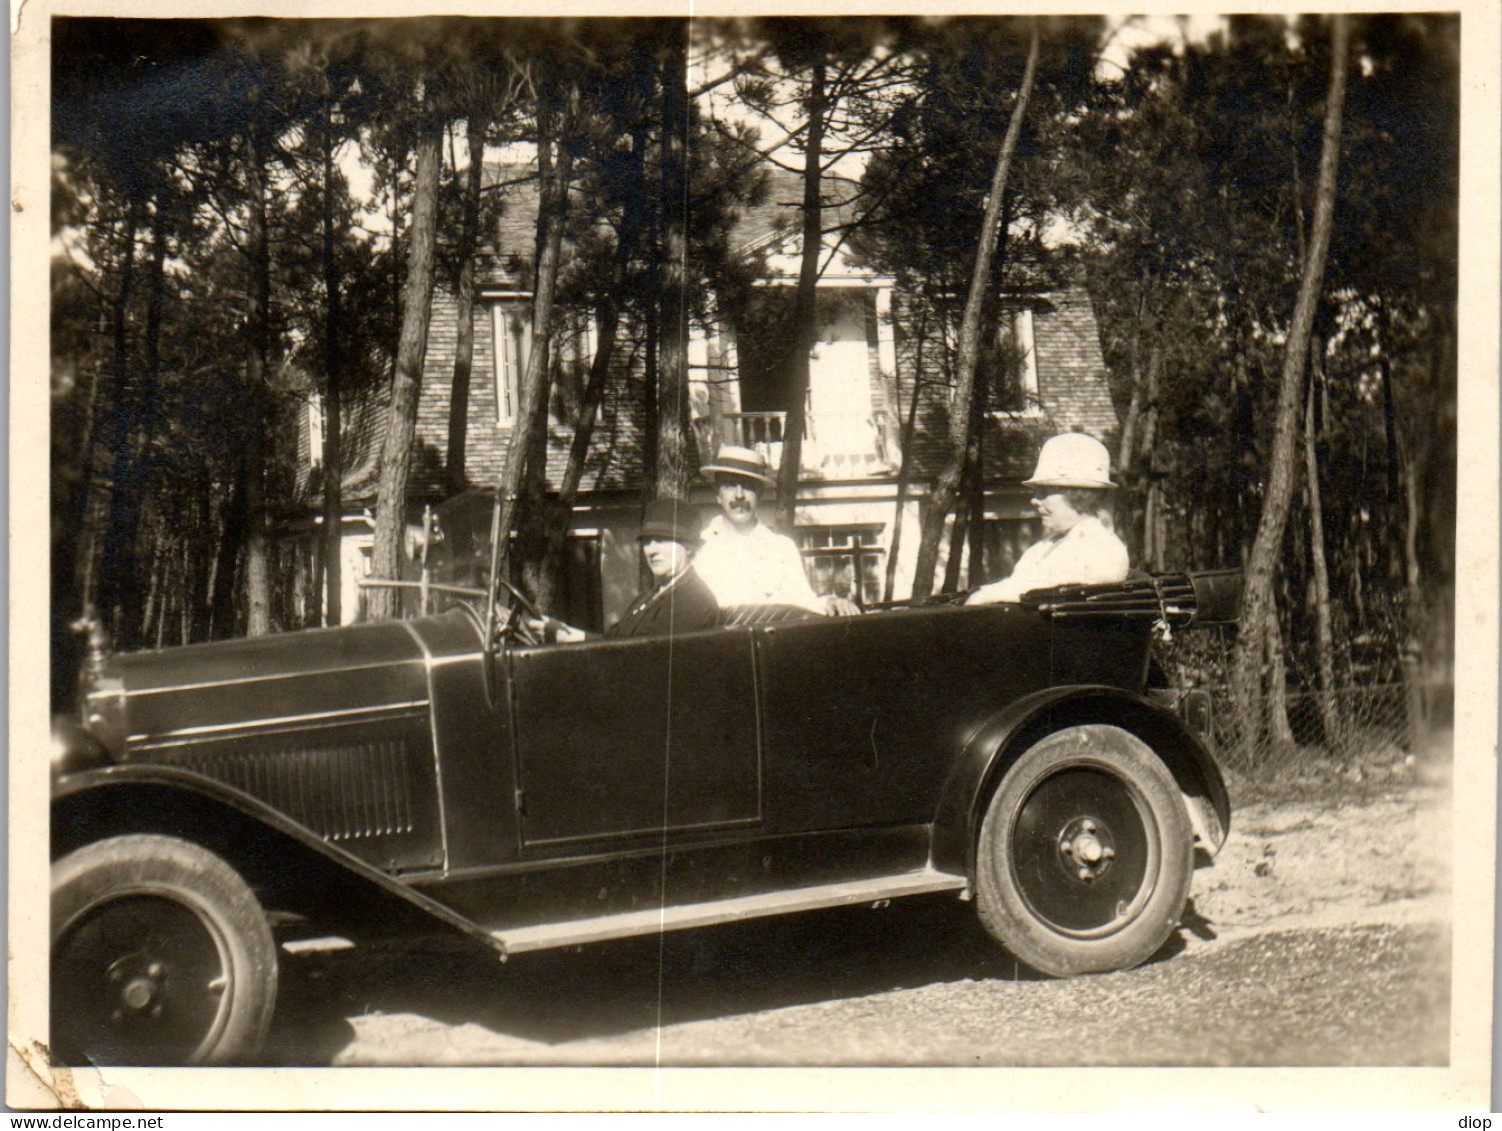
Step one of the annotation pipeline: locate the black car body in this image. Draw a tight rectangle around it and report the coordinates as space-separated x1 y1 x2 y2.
50 512 1238 1066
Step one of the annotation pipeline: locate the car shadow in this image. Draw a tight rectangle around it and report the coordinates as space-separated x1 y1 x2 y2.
1136 897 1218 969
264 894 1052 1064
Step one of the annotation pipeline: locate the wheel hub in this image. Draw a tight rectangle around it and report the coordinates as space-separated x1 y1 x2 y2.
1058 817 1117 882
108 956 167 1017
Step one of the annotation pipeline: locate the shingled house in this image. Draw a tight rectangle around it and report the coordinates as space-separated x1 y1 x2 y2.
295 169 1119 630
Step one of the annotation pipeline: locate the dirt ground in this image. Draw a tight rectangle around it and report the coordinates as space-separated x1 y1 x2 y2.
1181 735 1451 953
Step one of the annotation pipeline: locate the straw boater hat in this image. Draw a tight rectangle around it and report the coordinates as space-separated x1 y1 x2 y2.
637 498 701 545
700 445 776 488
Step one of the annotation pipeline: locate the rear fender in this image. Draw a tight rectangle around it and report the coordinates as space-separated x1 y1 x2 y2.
51 766 503 955
930 686 1231 880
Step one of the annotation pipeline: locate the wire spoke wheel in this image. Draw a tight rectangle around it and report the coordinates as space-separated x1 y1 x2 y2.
976 725 1194 977
51 835 277 1066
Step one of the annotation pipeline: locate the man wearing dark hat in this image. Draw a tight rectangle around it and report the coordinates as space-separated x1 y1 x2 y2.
693 445 832 615
536 498 720 641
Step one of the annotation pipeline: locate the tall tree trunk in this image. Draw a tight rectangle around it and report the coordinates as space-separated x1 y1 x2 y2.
537 112 648 612
883 296 930 603
1304 335 1345 755
1374 293 1403 584
446 110 489 495
774 60 827 533
655 29 693 501
191 468 215 641
321 100 346 627
243 126 273 637
1115 285 1150 564
368 95 443 621
1264 600 1296 751
210 471 247 638
911 23 1039 600
1232 14 1348 755
957 380 988 591
1138 348 1161 569
490 72 570 592
95 193 143 645
133 212 169 629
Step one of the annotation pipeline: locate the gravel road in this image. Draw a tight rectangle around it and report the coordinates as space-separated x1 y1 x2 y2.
265 750 1451 1069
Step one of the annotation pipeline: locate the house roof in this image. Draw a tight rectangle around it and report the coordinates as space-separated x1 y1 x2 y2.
730 165 865 255
473 161 540 289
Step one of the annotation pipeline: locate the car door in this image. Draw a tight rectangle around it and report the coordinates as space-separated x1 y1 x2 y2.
506 627 761 847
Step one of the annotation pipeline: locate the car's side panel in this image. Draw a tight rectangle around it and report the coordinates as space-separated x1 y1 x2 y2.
1049 619 1155 688
403 613 519 872
507 628 761 846
753 604 1059 834
103 613 482 874
130 711 445 871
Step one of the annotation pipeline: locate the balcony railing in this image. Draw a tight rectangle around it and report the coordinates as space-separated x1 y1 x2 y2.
695 411 899 478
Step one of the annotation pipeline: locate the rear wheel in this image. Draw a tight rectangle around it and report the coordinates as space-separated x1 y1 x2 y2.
975 724 1193 977
51 835 278 1066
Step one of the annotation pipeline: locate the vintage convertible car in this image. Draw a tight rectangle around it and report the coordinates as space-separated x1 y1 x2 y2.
49 498 1239 1066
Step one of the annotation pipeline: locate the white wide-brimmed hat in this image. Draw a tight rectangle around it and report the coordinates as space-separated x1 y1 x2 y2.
1024 433 1117 489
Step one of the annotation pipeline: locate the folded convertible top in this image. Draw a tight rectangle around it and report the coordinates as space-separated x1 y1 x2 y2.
1022 569 1243 627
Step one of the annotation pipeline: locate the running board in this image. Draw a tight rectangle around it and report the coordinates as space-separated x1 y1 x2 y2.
494 869 969 955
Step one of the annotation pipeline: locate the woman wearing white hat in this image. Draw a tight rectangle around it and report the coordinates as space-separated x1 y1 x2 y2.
965 433 1130 605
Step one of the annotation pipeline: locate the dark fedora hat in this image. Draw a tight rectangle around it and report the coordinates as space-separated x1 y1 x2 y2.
700 444 775 487
638 498 701 544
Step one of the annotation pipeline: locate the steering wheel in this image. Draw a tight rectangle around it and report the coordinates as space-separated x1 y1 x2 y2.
493 577 545 646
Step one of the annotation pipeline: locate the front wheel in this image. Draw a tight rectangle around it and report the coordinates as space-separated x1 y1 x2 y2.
975 724 1193 977
51 834 278 1066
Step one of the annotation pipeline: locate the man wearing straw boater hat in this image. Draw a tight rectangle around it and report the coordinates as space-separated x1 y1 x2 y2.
966 432 1130 605
693 445 836 615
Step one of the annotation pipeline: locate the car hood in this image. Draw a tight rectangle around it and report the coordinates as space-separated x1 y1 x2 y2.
84 611 479 756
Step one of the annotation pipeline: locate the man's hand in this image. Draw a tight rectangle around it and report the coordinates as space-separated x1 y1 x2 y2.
525 616 586 643
822 595 862 617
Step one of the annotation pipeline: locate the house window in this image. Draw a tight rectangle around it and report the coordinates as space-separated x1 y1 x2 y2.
491 297 533 427
798 524 885 606
307 393 324 467
976 516 1041 586
491 296 595 428
983 308 1039 414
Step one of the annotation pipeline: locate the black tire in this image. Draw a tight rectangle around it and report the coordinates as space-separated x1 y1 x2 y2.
975 724 1193 977
51 834 278 1066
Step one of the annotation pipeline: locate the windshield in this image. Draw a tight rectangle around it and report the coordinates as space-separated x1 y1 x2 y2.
428 491 499 596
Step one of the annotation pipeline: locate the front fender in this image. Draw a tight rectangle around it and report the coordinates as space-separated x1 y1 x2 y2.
930 685 1231 880
52 765 504 955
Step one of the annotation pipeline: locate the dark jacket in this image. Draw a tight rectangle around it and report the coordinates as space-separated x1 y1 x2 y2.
607 567 721 638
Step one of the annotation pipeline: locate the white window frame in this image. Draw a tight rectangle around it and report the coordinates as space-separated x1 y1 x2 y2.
797 523 888 606
985 307 1040 417
307 393 324 467
489 293 533 428
489 293 600 429
1011 307 1039 408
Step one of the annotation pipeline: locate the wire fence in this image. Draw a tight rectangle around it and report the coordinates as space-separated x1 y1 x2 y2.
1153 630 1453 772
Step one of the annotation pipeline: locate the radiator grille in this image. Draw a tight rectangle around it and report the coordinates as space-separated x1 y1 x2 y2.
168 740 417 842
